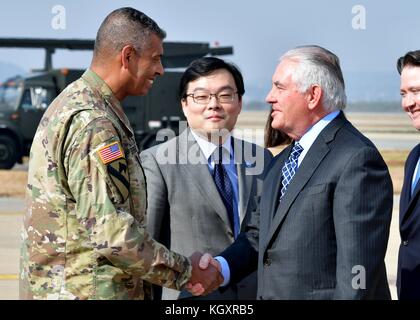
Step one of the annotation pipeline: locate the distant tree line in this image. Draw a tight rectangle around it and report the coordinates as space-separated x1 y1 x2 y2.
243 100 401 113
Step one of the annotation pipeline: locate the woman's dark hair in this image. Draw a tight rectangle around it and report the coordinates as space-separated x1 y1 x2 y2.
264 112 292 148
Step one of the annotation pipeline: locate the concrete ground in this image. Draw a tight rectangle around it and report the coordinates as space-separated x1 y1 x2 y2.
0 195 401 300
234 111 419 150
0 209 22 299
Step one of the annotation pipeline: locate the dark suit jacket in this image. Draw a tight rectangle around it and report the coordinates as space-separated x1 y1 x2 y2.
397 143 420 300
221 112 393 299
140 129 272 300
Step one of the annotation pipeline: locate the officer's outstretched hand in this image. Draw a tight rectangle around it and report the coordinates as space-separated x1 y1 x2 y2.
185 252 223 296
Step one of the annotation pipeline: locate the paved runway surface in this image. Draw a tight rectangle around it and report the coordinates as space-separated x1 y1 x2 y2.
234 111 419 150
0 197 24 213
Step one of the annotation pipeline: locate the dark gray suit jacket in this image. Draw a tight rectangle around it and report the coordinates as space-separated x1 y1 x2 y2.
140 129 272 300
397 143 420 299
221 112 393 299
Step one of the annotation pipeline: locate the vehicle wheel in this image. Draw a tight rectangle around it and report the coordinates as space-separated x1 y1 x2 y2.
139 134 159 151
140 129 174 151
0 136 18 170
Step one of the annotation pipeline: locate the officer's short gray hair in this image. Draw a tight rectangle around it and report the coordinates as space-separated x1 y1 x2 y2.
281 45 347 112
94 7 166 59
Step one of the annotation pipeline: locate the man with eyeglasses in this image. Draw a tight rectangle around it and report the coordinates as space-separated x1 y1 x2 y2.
396 50 420 300
140 57 272 299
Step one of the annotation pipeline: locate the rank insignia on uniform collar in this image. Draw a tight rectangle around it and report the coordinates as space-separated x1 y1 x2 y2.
98 141 124 164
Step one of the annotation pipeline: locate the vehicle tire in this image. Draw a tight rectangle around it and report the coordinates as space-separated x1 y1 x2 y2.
0 136 18 170
140 129 175 151
139 133 159 151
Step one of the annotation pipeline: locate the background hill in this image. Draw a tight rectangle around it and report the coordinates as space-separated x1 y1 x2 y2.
0 61 25 82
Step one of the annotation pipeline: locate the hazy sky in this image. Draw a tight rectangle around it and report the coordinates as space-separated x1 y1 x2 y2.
1 0 420 102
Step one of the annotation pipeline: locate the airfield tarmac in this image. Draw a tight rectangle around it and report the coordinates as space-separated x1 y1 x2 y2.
0 111 417 300
234 111 419 150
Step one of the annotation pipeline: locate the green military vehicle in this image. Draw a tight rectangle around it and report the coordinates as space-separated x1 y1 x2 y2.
0 38 232 169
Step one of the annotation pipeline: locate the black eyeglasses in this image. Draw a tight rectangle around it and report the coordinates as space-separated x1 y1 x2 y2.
185 90 238 104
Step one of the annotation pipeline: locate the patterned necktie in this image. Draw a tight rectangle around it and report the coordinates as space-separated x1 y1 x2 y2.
280 142 304 201
212 146 239 238
411 158 420 196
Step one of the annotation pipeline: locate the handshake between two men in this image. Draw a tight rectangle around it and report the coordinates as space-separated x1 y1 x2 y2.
186 252 223 296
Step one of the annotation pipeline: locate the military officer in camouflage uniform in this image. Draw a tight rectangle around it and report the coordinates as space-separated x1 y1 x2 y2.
20 7 222 300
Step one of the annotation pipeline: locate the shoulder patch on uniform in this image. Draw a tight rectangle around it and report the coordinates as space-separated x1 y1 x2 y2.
97 142 124 164
107 158 130 202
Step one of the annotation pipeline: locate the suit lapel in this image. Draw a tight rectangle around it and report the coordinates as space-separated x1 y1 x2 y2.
178 129 231 227
401 144 420 224
267 146 291 220
258 149 289 247
236 162 252 223
234 138 254 223
263 112 346 251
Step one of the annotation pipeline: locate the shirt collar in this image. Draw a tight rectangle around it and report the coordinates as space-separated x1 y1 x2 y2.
298 110 340 153
82 69 133 136
190 129 233 162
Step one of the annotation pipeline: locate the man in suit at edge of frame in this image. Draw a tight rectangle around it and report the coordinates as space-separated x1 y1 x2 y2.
396 50 420 300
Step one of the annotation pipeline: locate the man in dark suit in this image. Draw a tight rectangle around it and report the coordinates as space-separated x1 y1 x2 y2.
140 57 272 299
198 45 393 299
396 50 420 300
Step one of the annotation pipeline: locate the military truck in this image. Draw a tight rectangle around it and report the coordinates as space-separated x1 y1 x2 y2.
0 38 232 169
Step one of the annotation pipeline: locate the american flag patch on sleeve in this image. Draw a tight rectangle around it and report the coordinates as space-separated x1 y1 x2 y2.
98 142 124 164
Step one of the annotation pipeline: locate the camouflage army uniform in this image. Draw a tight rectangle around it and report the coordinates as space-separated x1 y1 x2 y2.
20 69 192 300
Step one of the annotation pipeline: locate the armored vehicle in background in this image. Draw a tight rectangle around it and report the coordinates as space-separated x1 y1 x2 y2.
0 38 232 169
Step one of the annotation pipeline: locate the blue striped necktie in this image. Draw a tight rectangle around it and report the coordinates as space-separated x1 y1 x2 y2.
280 142 303 201
212 146 239 238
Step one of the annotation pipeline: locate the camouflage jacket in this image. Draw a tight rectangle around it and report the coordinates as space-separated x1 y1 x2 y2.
20 69 192 300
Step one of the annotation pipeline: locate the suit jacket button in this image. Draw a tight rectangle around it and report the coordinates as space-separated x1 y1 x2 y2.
402 240 409 246
264 257 271 266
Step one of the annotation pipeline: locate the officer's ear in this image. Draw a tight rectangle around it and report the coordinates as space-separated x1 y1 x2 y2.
121 45 136 69
307 84 322 111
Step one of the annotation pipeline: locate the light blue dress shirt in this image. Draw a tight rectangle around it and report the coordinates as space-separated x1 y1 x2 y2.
411 157 420 195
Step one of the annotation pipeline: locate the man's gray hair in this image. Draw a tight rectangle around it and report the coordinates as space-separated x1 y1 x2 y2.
281 45 347 112
93 7 166 59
